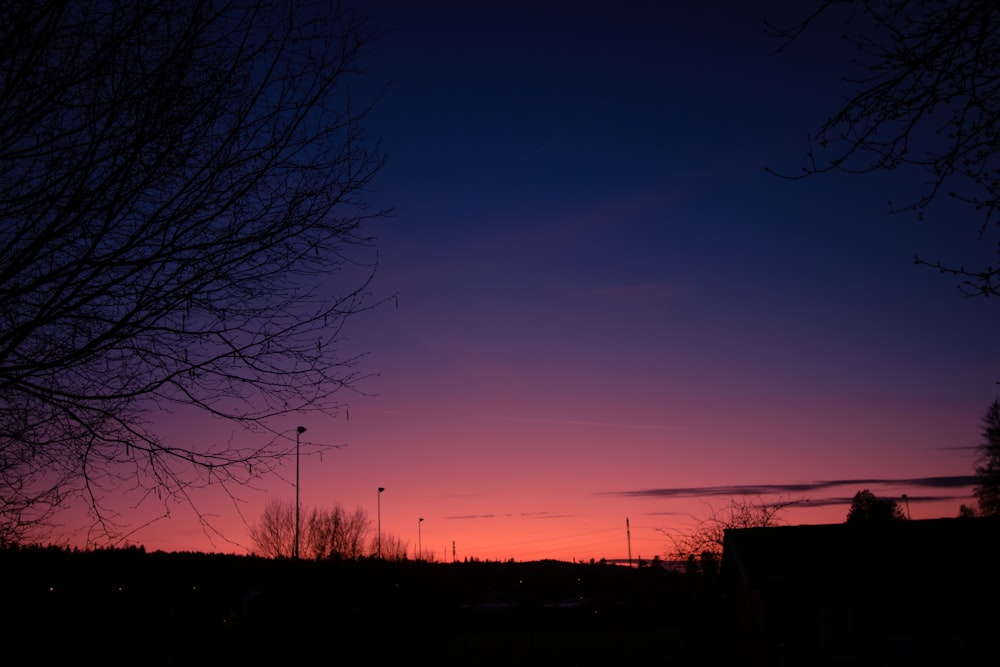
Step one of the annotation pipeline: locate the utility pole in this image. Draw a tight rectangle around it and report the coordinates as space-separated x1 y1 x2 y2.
627 517 632 568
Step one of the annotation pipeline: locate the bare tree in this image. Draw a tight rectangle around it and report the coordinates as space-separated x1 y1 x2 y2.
768 0 1000 297
304 504 371 560
248 498 296 559
249 500 372 560
0 1 389 545
660 496 798 564
372 531 410 561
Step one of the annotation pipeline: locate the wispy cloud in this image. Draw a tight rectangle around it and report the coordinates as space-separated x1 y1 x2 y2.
499 416 686 432
786 493 975 508
440 478 978 525
606 476 978 500
444 511 575 521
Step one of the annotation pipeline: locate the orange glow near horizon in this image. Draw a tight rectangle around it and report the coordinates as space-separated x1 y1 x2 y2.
52 400 980 563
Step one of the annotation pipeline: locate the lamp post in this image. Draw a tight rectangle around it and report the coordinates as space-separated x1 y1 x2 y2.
294 426 307 560
377 487 384 559
418 517 424 561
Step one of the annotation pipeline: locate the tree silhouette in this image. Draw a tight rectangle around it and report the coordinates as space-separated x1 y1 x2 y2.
373 531 410 561
248 498 297 559
845 489 907 523
661 496 798 563
249 499 372 560
974 399 1000 516
305 504 371 560
0 1 388 545
768 0 1000 297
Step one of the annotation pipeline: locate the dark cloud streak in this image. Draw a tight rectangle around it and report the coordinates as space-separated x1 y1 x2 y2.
608 476 979 499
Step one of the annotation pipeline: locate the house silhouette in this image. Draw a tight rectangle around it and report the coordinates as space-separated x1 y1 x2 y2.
721 517 1000 666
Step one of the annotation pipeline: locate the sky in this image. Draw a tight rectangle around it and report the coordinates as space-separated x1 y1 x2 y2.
61 1 999 562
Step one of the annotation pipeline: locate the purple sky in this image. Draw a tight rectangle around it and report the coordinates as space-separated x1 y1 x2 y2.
61 1 998 562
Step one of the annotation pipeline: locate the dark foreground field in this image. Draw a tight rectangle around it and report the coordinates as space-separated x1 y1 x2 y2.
0 547 728 666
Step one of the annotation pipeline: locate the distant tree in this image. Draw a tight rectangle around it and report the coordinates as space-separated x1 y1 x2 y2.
974 399 1000 516
372 532 409 561
415 549 437 563
249 499 373 560
248 499 296 559
845 489 907 523
959 504 978 518
304 505 371 560
661 496 798 565
768 1 1000 297
0 1 388 545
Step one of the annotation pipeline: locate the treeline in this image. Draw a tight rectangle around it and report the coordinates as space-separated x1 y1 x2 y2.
0 544 709 627
0 535 731 635
0 546 722 665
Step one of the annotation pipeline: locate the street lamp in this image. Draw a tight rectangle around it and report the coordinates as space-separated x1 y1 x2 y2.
377 487 384 559
294 426 307 560
418 517 424 561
